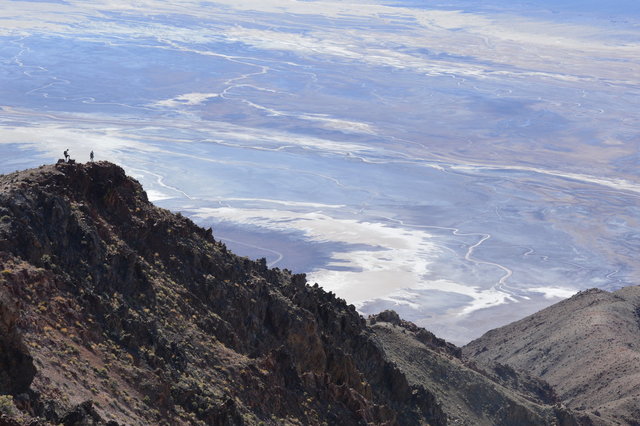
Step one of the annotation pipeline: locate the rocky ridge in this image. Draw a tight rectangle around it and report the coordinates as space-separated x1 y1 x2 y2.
0 161 601 424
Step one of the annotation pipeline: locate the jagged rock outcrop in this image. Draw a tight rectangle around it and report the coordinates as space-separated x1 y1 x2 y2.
0 162 593 425
0 162 445 425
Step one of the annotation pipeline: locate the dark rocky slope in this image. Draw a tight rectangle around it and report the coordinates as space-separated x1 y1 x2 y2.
0 162 590 425
464 287 640 425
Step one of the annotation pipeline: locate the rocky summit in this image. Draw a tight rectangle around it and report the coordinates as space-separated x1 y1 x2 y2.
0 161 631 425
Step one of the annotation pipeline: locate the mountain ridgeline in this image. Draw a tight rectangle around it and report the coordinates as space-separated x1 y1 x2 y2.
0 161 632 425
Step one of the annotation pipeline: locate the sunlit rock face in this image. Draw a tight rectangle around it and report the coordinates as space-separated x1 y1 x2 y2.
1 0 638 344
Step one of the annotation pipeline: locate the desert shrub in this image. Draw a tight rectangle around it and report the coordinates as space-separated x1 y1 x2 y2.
0 394 15 416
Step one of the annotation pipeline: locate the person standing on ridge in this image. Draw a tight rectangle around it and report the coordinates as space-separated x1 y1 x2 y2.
64 149 69 162
90 150 94 162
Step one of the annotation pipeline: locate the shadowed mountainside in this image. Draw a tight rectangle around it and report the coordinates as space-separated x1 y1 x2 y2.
0 161 600 425
464 287 640 425
367 310 590 425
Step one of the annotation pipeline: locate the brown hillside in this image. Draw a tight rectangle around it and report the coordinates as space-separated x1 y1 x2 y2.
464 287 640 425
368 310 589 426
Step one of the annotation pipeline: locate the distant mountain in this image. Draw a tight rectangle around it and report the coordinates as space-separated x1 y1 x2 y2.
0 161 603 424
464 287 640 425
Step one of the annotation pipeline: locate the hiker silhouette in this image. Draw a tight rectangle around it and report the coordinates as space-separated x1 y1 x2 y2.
90 150 94 162
64 149 69 162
